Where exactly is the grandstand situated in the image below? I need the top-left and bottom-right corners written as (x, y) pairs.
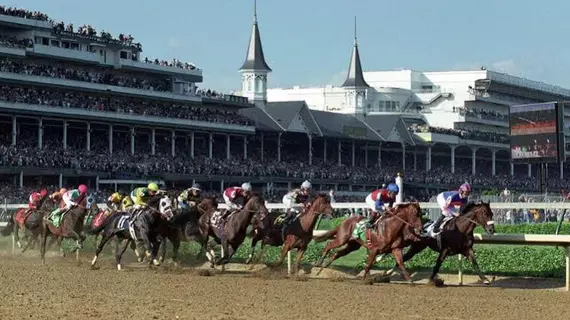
top-left (1, 4), bottom-right (570, 206)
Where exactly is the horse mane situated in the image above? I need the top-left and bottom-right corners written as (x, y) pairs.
top-left (147, 194), bottom-right (163, 207)
top-left (461, 201), bottom-right (479, 215)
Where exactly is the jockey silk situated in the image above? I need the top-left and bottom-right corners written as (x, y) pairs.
top-left (368, 189), bottom-right (395, 212)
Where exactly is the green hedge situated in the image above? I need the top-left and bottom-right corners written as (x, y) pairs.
top-left (43, 221), bottom-right (570, 278)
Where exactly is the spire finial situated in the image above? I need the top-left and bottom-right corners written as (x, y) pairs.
top-left (354, 16), bottom-right (357, 44)
top-left (254, 0), bottom-right (257, 22)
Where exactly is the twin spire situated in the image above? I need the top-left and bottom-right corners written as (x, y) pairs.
top-left (341, 16), bottom-right (369, 88)
top-left (239, 0), bottom-right (271, 72)
top-left (239, 2), bottom-right (367, 88)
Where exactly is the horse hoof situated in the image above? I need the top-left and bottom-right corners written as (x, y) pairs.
top-left (429, 278), bottom-right (445, 287)
top-left (153, 259), bottom-right (161, 266)
top-left (117, 264), bottom-right (122, 271)
top-left (483, 279), bottom-right (491, 285)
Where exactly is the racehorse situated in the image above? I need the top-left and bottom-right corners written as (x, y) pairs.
top-left (40, 200), bottom-right (89, 264)
top-left (384, 201), bottom-right (495, 285)
top-left (313, 202), bottom-right (424, 281)
top-left (89, 194), bottom-right (175, 270)
top-left (199, 194), bottom-right (268, 266)
top-left (247, 194), bottom-right (334, 275)
top-left (156, 197), bottom-right (216, 266)
top-left (2, 193), bottom-right (62, 253)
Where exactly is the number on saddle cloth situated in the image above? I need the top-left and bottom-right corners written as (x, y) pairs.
top-left (116, 215), bottom-right (131, 232)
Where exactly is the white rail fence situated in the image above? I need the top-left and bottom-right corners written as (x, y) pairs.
top-left (2, 201), bottom-right (570, 291)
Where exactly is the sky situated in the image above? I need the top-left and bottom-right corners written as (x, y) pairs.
top-left (7, 0), bottom-right (570, 92)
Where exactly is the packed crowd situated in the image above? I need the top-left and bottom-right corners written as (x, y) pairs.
top-left (0, 6), bottom-right (48, 21)
top-left (0, 85), bottom-right (252, 125)
top-left (409, 124), bottom-right (510, 144)
top-left (0, 33), bottom-right (33, 49)
top-left (458, 107), bottom-right (508, 122)
top-left (140, 57), bottom-right (198, 71)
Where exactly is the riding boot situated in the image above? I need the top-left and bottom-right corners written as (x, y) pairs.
top-left (365, 213), bottom-right (378, 228)
top-left (432, 215), bottom-right (445, 233)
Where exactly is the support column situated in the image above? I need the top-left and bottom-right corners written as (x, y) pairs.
top-left (19, 171), bottom-right (23, 188)
top-left (11, 116), bottom-right (16, 146)
top-left (130, 127), bottom-right (135, 155)
top-left (426, 146), bottom-right (432, 171)
top-left (401, 143), bottom-right (406, 171)
top-left (151, 128), bottom-right (156, 155)
top-left (62, 120), bottom-right (67, 150)
top-left (208, 133), bottom-right (213, 159)
top-left (38, 118), bottom-right (43, 149)
top-left (86, 122), bottom-right (91, 151)
top-left (58, 173), bottom-right (63, 189)
top-left (561, 161), bottom-right (564, 180)
top-left (260, 133), bottom-right (264, 161)
top-left (243, 136), bottom-right (248, 159)
top-left (308, 135), bottom-right (313, 165)
top-left (323, 139), bottom-right (327, 163)
top-left (491, 149), bottom-right (497, 177)
top-left (352, 140), bottom-right (356, 167)
top-left (108, 124), bottom-right (113, 155)
top-left (510, 162), bottom-right (514, 176)
top-left (378, 143), bottom-right (382, 168)
top-left (413, 149), bottom-right (417, 171)
top-left (190, 132), bottom-right (195, 158)
top-left (471, 148), bottom-right (477, 175)
top-left (171, 130), bottom-right (176, 157)
top-left (337, 141), bottom-right (342, 165)
top-left (277, 133), bottom-right (282, 162)
top-left (364, 142), bottom-right (368, 167)
top-left (528, 163), bottom-right (531, 177)
top-left (226, 134), bottom-right (231, 160)
top-left (451, 146), bottom-right (456, 174)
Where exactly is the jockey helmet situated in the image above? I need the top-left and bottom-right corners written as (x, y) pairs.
top-left (241, 182), bottom-right (252, 192)
top-left (387, 183), bottom-right (399, 194)
top-left (190, 183), bottom-right (201, 191)
top-left (301, 180), bottom-right (312, 190)
top-left (78, 184), bottom-right (88, 195)
top-left (59, 188), bottom-right (67, 194)
top-left (459, 183), bottom-right (471, 193)
top-left (148, 182), bottom-right (159, 191)
top-left (110, 192), bottom-right (121, 202)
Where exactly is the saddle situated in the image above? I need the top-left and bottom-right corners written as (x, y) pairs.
top-left (15, 208), bottom-right (33, 225)
top-left (425, 216), bottom-right (453, 238)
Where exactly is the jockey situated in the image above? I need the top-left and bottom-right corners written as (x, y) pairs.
top-left (49, 188), bottom-right (67, 203)
top-left (178, 183), bottom-right (201, 209)
top-left (130, 182), bottom-right (160, 210)
top-left (432, 182), bottom-right (471, 233)
top-left (282, 180), bottom-right (312, 219)
top-left (222, 182), bottom-right (252, 216)
top-left (107, 192), bottom-right (123, 211)
top-left (47, 184), bottom-right (88, 224)
top-left (121, 195), bottom-right (134, 211)
top-left (364, 183), bottom-right (399, 228)
top-left (28, 189), bottom-right (48, 210)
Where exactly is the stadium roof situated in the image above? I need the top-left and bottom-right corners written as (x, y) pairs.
top-left (363, 114), bottom-right (418, 145)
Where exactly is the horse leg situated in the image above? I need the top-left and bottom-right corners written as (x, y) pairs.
top-left (116, 238), bottom-right (131, 271)
top-left (158, 237), bottom-right (167, 263)
top-left (294, 247), bottom-right (306, 275)
top-left (169, 234), bottom-right (181, 266)
top-left (255, 243), bottom-right (267, 264)
top-left (384, 242), bottom-right (427, 276)
top-left (245, 236), bottom-right (259, 264)
top-left (464, 247), bottom-right (490, 284)
top-left (40, 224), bottom-right (49, 264)
top-left (13, 222), bottom-right (20, 250)
top-left (315, 236), bottom-right (348, 267)
top-left (429, 249), bottom-right (449, 285)
top-left (91, 233), bottom-right (112, 269)
top-left (318, 241), bottom-right (360, 274)
top-left (392, 248), bottom-right (412, 282)
top-left (216, 239), bottom-right (234, 265)
top-left (362, 248), bottom-right (379, 281)
top-left (271, 240), bottom-right (292, 268)
top-left (150, 239), bottom-right (161, 266)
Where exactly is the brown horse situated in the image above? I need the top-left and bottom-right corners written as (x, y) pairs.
top-left (199, 194), bottom-right (268, 266)
top-left (384, 201), bottom-right (495, 285)
top-left (2, 194), bottom-right (62, 253)
top-left (314, 202), bottom-right (424, 281)
top-left (40, 204), bottom-right (88, 264)
top-left (247, 194), bottom-right (334, 275)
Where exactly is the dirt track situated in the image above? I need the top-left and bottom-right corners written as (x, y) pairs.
top-left (0, 252), bottom-right (568, 320)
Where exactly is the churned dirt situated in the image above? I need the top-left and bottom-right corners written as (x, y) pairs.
top-left (0, 250), bottom-right (568, 320)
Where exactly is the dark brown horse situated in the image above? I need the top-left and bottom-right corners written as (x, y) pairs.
top-left (199, 194), bottom-right (268, 266)
top-left (2, 194), bottom-right (62, 253)
top-left (247, 194), bottom-right (334, 275)
top-left (314, 202), bottom-right (424, 281)
top-left (383, 201), bottom-right (495, 285)
top-left (40, 203), bottom-right (88, 264)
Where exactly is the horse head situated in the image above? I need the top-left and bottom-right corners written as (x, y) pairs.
top-left (158, 195), bottom-right (175, 221)
top-left (244, 193), bottom-right (269, 220)
top-left (394, 202), bottom-right (424, 236)
top-left (308, 194), bottom-right (334, 218)
top-left (466, 201), bottom-right (495, 234)
top-left (197, 196), bottom-right (217, 216)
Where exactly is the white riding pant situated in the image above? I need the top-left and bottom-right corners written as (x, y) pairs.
top-left (223, 194), bottom-right (239, 210)
top-left (436, 193), bottom-right (453, 217)
top-left (365, 194), bottom-right (376, 212)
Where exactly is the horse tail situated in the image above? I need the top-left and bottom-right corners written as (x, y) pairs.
top-left (0, 213), bottom-right (14, 236)
top-left (313, 227), bottom-right (338, 242)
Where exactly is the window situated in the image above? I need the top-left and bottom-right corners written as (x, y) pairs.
top-left (120, 51), bottom-right (128, 59)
